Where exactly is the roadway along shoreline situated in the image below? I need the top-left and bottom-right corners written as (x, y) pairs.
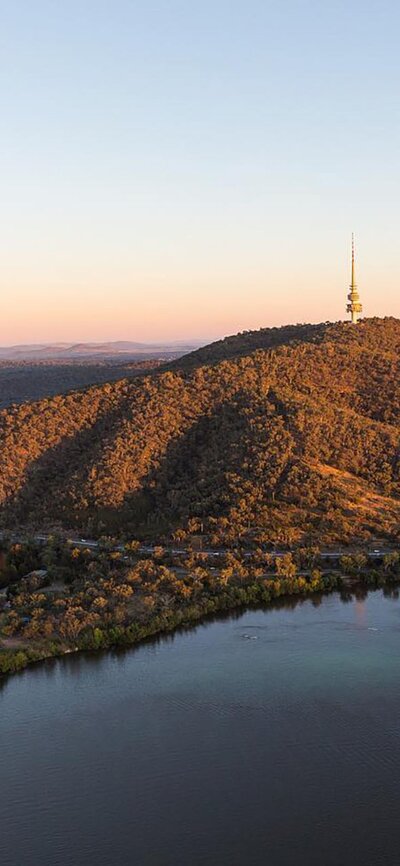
top-left (0, 531), bottom-right (394, 560)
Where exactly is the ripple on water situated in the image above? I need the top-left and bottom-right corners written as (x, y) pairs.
top-left (1, 589), bottom-right (400, 866)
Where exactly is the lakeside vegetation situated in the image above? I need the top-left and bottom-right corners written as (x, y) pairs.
top-left (1, 537), bottom-right (399, 675)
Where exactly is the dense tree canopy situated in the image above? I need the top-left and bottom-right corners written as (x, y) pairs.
top-left (0, 317), bottom-right (399, 546)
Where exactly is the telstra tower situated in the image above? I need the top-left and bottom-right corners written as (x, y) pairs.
top-left (346, 234), bottom-right (363, 324)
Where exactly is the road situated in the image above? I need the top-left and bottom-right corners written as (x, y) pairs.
top-left (0, 531), bottom-right (394, 561)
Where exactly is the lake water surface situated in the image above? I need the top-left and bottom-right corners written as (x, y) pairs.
top-left (1, 589), bottom-right (400, 866)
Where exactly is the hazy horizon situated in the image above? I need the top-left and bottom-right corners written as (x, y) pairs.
top-left (0, 314), bottom-right (397, 351)
top-left (2, 1), bottom-right (400, 343)
top-left (0, 337), bottom-right (208, 349)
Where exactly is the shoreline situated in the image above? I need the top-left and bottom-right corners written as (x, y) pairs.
top-left (1, 569), bottom-right (396, 679)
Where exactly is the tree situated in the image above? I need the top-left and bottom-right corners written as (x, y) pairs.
top-left (383, 552), bottom-right (400, 573)
top-left (275, 554), bottom-right (297, 580)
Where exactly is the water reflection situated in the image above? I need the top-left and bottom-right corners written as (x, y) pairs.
top-left (1, 589), bottom-right (400, 866)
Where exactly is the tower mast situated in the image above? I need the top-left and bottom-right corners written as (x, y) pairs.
top-left (347, 233), bottom-right (362, 324)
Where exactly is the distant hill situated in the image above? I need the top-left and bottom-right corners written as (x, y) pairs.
top-left (0, 340), bottom-right (202, 360)
top-left (0, 317), bottom-right (399, 547)
top-left (0, 340), bottom-right (203, 408)
top-left (0, 359), bottom-right (164, 409)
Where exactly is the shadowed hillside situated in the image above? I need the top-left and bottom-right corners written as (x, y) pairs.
top-left (0, 359), bottom-right (164, 408)
top-left (1, 317), bottom-right (399, 546)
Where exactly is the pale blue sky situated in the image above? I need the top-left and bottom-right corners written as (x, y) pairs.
top-left (1, 0), bottom-right (399, 342)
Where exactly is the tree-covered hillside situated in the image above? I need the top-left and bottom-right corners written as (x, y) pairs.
top-left (1, 317), bottom-right (399, 546)
top-left (172, 321), bottom-right (329, 369)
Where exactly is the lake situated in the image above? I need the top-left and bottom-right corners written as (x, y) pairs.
top-left (1, 589), bottom-right (400, 866)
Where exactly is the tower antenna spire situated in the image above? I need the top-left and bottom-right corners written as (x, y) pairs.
top-left (347, 233), bottom-right (362, 323)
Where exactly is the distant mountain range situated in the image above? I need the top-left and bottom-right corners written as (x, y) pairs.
top-left (0, 340), bottom-right (204, 360)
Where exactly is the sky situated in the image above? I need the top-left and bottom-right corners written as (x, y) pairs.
top-left (1, 0), bottom-right (399, 344)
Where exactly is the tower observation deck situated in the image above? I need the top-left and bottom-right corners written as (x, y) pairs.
top-left (347, 234), bottom-right (363, 324)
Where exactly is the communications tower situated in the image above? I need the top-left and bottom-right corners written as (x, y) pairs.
top-left (347, 234), bottom-right (363, 323)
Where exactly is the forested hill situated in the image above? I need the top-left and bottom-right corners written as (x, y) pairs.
top-left (172, 317), bottom-right (397, 370)
top-left (0, 317), bottom-right (399, 547)
top-left (172, 321), bottom-right (330, 369)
